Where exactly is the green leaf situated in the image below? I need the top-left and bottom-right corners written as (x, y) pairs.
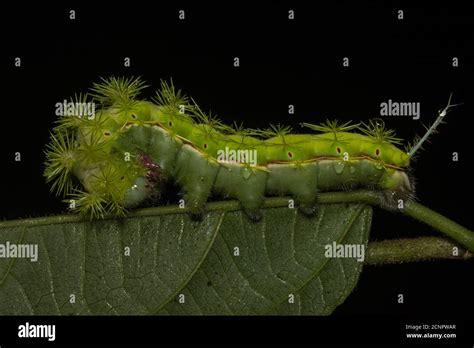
top-left (161, 204), bottom-right (372, 315)
top-left (0, 215), bottom-right (223, 314)
top-left (0, 202), bottom-right (371, 315)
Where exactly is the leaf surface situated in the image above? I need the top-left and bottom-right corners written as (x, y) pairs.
top-left (0, 203), bottom-right (371, 315)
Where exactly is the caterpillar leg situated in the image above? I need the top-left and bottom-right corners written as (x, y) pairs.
top-left (213, 164), bottom-right (267, 221)
top-left (266, 163), bottom-right (319, 215)
top-left (235, 168), bottom-right (267, 220)
top-left (174, 145), bottom-right (219, 216)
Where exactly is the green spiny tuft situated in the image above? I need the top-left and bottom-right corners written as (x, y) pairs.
top-left (302, 120), bottom-right (360, 141)
top-left (359, 119), bottom-right (403, 145)
top-left (43, 131), bottom-right (77, 196)
top-left (256, 124), bottom-right (293, 139)
top-left (216, 121), bottom-right (255, 136)
top-left (80, 110), bottom-right (122, 144)
top-left (67, 189), bottom-right (109, 220)
top-left (187, 100), bottom-right (224, 128)
top-left (153, 79), bottom-right (189, 113)
top-left (67, 168), bottom-right (128, 219)
top-left (75, 132), bottom-right (110, 165)
top-left (90, 76), bottom-right (148, 110)
top-left (90, 165), bottom-right (123, 196)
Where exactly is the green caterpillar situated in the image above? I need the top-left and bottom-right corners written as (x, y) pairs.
top-left (44, 77), bottom-right (451, 219)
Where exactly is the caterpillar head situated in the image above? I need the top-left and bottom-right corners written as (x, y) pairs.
top-left (380, 167), bottom-right (413, 196)
top-left (371, 141), bottom-right (412, 194)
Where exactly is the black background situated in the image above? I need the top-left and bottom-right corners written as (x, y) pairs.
top-left (1, 0), bottom-right (474, 345)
